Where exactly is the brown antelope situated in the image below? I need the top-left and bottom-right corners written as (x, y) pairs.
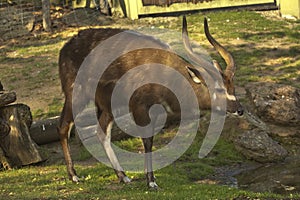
top-left (58, 16), bottom-right (243, 189)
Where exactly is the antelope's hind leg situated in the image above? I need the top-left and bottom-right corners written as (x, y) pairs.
top-left (58, 100), bottom-right (79, 182)
top-left (98, 111), bottom-right (131, 183)
top-left (133, 105), bottom-right (159, 189)
top-left (142, 136), bottom-right (158, 189)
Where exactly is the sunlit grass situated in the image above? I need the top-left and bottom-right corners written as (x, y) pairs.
top-left (1, 131), bottom-right (297, 199)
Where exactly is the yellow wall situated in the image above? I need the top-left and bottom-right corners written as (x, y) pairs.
top-left (279, 0), bottom-right (300, 18)
top-left (125, 0), bottom-right (275, 19)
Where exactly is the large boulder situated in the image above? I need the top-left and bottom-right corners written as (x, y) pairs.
top-left (234, 128), bottom-right (288, 163)
top-left (245, 82), bottom-right (300, 126)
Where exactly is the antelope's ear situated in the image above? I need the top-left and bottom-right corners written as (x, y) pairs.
top-left (186, 66), bottom-right (203, 84)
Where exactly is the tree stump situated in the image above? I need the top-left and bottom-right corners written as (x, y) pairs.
top-left (0, 81), bottom-right (42, 169)
top-left (0, 104), bottom-right (43, 168)
top-left (0, 82), bottom-right (43, 168)
top-left (0, 117), bottom-right (11, 169)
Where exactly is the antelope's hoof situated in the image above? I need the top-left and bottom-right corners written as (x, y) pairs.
top-left (71, 175), bottom-right (80, 183)
top-left (148, 181), bottom-right (159, 189)
top-left (122, 176), bottom-right (131, 183)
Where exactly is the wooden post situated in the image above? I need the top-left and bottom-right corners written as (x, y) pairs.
top-left (42, 0), bottom-right (52, 32)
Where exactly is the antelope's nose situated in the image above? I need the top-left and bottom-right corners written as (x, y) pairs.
top-left (237, 107), bottom-right (244, 116)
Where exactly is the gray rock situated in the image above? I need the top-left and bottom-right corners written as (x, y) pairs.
top-left (236, 158), bottom-right (300, 193)
top-left (234, 129), bottom-right (288, 163)
top-left (245, 82), bottom-right (300, 126)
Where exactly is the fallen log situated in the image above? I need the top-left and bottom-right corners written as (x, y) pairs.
top-left (30, 109), bottom-right (132, 146)
top-left (30, 116), bottom-right (61, 145)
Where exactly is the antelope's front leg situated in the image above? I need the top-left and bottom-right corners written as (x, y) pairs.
top-left (142, 137), bottom-right (158, 189)
top-left (98, 111), bottom-right (131, 183)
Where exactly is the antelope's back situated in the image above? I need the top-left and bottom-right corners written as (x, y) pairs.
top-left (58, 28), bottom-right (125, 92)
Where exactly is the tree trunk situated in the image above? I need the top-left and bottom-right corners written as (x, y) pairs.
top-left (42, 0), bottom-right (52, 32)
top-left (0, 104), bottom-right (43, 168)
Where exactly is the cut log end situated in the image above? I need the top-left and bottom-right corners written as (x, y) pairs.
top-left (0, 91), bottom-right (17, 107)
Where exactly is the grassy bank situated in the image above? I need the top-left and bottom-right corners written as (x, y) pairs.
top-left (0, 133), bottom-right (296, 200)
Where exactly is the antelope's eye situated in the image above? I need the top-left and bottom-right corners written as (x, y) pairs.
top-left (215, 88), bottom-right (225, 93)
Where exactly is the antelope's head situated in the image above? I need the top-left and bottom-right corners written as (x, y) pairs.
top-left (182, 16), bottom-right (244, 116)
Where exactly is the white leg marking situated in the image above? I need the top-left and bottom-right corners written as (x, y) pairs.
top-left (149, 181), bottom-right (158, 188)
top-left (102, 121), bottom-right (124, 172)
top-left (123, 176), bottom-right (131, 183)
top-left (67, 122), bottom-right (74, 139)
top-left (72, 175), bottom-right (80, 183)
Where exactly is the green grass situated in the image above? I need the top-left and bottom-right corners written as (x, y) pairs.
top-left (0, 132), bottom-right (297, 200)
top-left (1, 124), bottom-right (297, 199)
top-left (0, 165), bottom-right (248, 199)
